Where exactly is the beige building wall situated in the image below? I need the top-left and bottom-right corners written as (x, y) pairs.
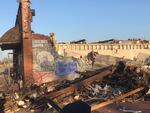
top-left (56, 44), bottom-right (150, 60)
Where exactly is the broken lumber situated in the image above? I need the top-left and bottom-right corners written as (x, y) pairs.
top-left (48, 66), bottom-right (112, 99)
top-left (91, 86), bottom-right (144, 111)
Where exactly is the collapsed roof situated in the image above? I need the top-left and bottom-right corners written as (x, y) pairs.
top-left (0, 25), bottom-right (21, 50)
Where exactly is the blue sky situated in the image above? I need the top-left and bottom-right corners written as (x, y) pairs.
top-left (0, 0), bottom-right (150, 59)
top-left (31, 0), bottom-right (150, 42)
top-left (0, 0), bottom-right (150, 42)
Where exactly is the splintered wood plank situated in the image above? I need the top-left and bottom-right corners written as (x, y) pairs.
top-left (91, 87), bottom-right (144, 111)
top-left (48, 67), bottom-right (112, 99)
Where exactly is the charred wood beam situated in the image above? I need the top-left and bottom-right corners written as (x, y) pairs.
top-left (91, 86), bottom-right (144, 111)
top-left (31, 96), bottom-right (63, 113)
top-left (48, 66), bottom-right (113, 99)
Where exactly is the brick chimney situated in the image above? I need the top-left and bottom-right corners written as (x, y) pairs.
top-left (21, 0), bottom-right (33, 84)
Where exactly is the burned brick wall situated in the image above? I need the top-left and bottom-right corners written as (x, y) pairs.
top-left (31, 35), bottom-right (79, 84)
top-left (32, 38), bottom-right (56, 83)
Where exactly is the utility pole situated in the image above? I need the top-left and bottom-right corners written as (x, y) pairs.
top-left (21, 0), bottom-right (33, 84)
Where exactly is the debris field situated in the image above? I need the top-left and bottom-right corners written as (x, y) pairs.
top-left (0, 60), bottom-right (150, 113)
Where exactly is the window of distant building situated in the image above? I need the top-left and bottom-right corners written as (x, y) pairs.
top-left (139, 45), bottom-right (142, 49)
top-left (122, 45), bottom-right (124, 50)
top-left (99, 45), bottom-right (101, 50)
top-left (129, 45), bottom-right (132, 49)
top-left (111, 45), bottom-right (113, 50)
top-left (107, 45), bottom-right (109, 50)
top-left (126, 45), bottom-right (128, 49)
top-left (118, 45), bottom-right (121, 49)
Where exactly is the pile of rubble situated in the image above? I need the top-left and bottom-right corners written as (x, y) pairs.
top-left (0, 60), bottom-right (150, 113)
